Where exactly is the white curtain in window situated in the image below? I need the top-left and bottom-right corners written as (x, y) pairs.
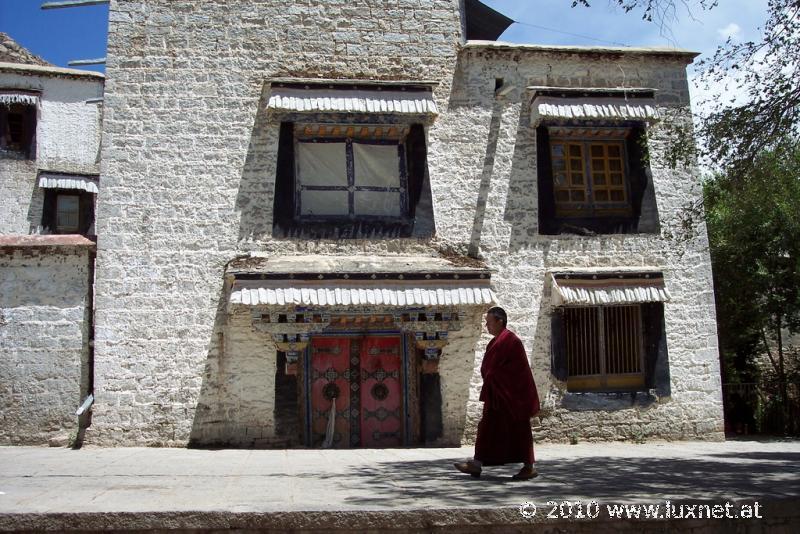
top-left (353, 143), bottom-right (400, 187)
top-left (297, 142), bottom-right (347, 187)
top-left (297, 142), bottom-right (348, 216)
top-left (301, 190), bottom-right (349, 216)
top-left (355, 191), bottom-right (402, 216)
top-left (353, 142), bottom-right (402, 217)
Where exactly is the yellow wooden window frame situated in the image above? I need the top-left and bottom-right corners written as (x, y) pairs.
top-left (551, 138), bottom-right (632, 218)
top-left (564, 305), bottom-right (646, 392)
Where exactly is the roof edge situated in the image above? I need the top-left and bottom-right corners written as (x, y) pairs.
top-left (0, 61), bottom-right (105, 80)
top-left (464, 41), bottom-right (699, 60)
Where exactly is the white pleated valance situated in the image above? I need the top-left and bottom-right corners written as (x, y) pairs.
top-left (551, 273), bottom-right (670, 307)
top-left (531, 96), bottom-right (660, 126)
top-left (0, 92), bottom-right (39, 106)
top-left (230, 281), bottom-right (496, 308)
top-left (38, 174), bottom-right (99, 194)
top-left (268, 87), bottom-right (438, 116)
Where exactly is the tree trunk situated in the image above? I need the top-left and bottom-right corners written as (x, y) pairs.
top-left (776, 315), bottom-right (789, 434)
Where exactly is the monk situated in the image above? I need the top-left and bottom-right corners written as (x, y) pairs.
top-left (454, 306), bottom-right (540, 480)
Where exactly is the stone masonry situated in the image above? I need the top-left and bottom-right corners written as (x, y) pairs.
top-left (0, 62), bottom-right (104, 235)
top-left (90, 0), bottom-right (723, 446)
top-left (0, 236), bottom-right (94, 445)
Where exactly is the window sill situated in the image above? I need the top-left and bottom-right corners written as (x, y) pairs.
top-left (0, 148), bottom-right (34, 161)
top-left (539, 217), bottom-right (659, 236)
top-left (559, 389), bottom-right (663, 412)
top-left (272, 219), bottom-right (434, 240)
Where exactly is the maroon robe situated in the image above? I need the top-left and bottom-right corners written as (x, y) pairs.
top-left (475, 327), bottom-right (539, 466)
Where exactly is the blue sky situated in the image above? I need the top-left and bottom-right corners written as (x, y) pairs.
top-left (0, 0), bottom-right (768, 87)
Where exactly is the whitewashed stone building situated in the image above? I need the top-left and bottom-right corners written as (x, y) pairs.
top-left (80, 0), bottom-right (725, 447)
top-left (0, 34), bottom-right (103, 444)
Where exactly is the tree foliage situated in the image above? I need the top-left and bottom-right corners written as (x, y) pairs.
top-left (574, 0), bottom-right (800, 177)
top-left (704, 142), bottom-right (800, 381)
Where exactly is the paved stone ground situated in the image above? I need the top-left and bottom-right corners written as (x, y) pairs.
top-left (1, 438), bottom-right (798, 532)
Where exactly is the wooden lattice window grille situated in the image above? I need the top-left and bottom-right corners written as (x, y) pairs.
top-left (564, 305), bottom-right (645, 392)
top-left (550, 136), bottom-right (632, 218)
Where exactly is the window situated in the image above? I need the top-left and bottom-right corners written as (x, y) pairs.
top-left (563, 305), bottom-right (644, 391)
top-left (42, 189), bottom-right (95, 237)
top-left (273, 121), bottom-right (433, 238)
top-left (294, 124), bottom-right (408, 220)
top-left (55, 194), bottom-right (81, 233)
top-left (0, 101), bottom-right (37, 158)
top-left (551, 137), bottom-right (631, 218)
top-left (550, 272), bottom-right (671, 395)
top-left (537, 124), bottom-right (660, 235)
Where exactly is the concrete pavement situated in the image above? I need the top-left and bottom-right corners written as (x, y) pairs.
top-left (1, 439), bottom-right (799, 531)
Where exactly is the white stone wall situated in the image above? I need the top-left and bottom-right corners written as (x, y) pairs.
top-left (0, 158), bottom-right (40, 234)
top-left (92, 0), bottom-right (723, 445)
top-left (448, 46), bottom-right (723, 442)
top-left (0, 245), bottom-right (92, 444)
top-left (92, 0), bottom-right (464, 445)
top-left (188, 307), bottom-right (278, 448)
top-left (0, 69), bottom-right (103, 234)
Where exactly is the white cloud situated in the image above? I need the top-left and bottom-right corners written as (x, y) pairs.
top-left (717, 22), bottom-right (742, 41)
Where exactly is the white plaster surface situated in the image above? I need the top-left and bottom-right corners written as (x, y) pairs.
top-left (89, 0), bottom-right (723, 447)
top-left (0, 69), bottom-right (103, 234)
top-left (0, 246), bottom-right (92, 444)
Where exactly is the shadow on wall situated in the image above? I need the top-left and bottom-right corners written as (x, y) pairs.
top-left (467, 97), bottom-right (503, 258)
top-left (504, 102), bottom-right (541, 253)
top-left (188, 281), bottom-right (229, 447)
top-left (236, 82), bottom-right (276, 242)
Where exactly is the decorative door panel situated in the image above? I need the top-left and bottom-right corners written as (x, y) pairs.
top-left (308, 335), bottom-right (403, 448)
top-left (309, 337), bottom-right (353, 448)
top-left (359, 336), bottom-right (403, 447)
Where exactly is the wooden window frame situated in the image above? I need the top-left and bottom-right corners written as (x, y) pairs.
top-left (564, 304), bottom-right (646, 392)
top-left (550, 135), bottom-right (632, 218)
top-left (293, 124), bottom-right (410, 222)
top-left (55, 194), bottom-right (81, 233)
top-left (0, 102), bottom-right (37, 158)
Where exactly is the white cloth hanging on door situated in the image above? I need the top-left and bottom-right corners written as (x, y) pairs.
top-left (322, 397), bottom-right (336, 448)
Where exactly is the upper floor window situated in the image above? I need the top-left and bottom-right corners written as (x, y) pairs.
top-left (531, 87), bottom-right (661, 235)
top-left (0, 91), bottom-right (38, 159)
top-left (550, 132), bottom-right (632, 219)
top-left (294, 124), bottom-right (409, 220)
top-left (268, 81), bottom-right (437, 239)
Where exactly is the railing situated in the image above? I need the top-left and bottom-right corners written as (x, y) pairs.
top-left (722, 382), bottom-right (800, 435)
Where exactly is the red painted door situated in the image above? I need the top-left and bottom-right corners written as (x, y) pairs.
top-left (309, 335), bottom-right (403, 448)
top-left (309, 337), bottom-right (352, 448)
top-left (360, 336), bottom-right (403, 447)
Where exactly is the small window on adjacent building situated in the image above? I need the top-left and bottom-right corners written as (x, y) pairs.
top-left (0, 94), bottom-right (38, 158)
top-left (41, 187), bottom-right (96, 237)
top-left (55, 194), bottom-right (81, 233)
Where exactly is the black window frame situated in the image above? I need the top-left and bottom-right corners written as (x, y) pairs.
top-left (551, 302), bottom-right (670, 396)
top-left (42, 188), bottom-right (96, 237)
top-left (537, 121), bottom-right (660, 235)
top-left (292, 131), bottom-right (410, 222)
top-left (273, 120), bottom-right (433, 239)
top-left (0, 100), bottom-right (37, 159)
